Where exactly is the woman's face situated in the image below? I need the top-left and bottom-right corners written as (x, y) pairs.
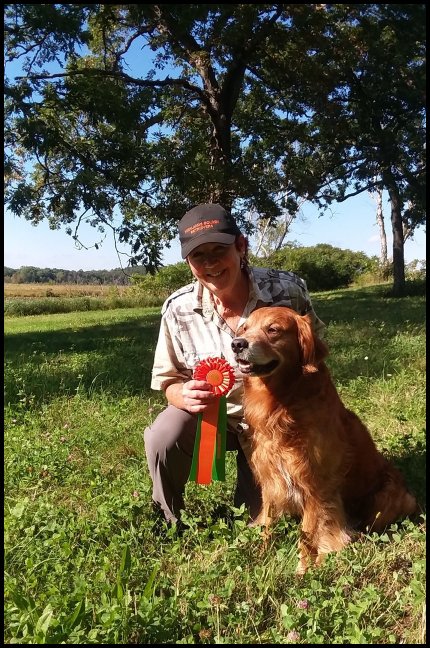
top-left (187, 236), bottom-right (247, 294)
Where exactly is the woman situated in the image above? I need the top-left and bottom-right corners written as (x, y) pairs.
top-left (144, 203), bottom-right (325, 527)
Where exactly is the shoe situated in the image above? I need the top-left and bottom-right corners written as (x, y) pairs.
top-left (171, 518), bottom-right (189, 536)
top-left (150, 502), bottom-right (189, 537)
top-left (211, 504), bottom-right (235, 527)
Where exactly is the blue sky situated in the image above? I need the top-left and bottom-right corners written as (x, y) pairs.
top-left (4, 192), bottom-right (426, 271)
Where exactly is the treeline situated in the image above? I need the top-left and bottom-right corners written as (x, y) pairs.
top-left (4, 265), bottom-right (147, 285)
top-left (5, 245), bottom-right (426, 292)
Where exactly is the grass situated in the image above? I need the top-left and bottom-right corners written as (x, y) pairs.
top-left (4, 284), bottom-right (426, 644)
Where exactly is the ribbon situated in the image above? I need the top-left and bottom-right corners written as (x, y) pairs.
top-left (188, 357), bottom-right (235, 485)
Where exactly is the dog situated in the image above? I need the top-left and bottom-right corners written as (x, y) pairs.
top-left (231, 306), bottom-right (417, 574)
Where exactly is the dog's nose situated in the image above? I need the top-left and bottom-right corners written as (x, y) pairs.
top-left (231, 337), bottom-right (249, 353)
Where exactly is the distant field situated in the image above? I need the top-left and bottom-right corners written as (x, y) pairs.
top-left (4, 283), bottom-right (130, 298)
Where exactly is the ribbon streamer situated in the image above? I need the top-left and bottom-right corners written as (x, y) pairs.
top-left (188, 357), bottom-right (235, 485)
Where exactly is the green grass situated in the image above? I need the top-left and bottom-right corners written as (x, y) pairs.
top-left (4, 285), bottom-right (426, 644)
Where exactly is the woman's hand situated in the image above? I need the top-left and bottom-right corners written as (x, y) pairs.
top-left (181, 379), bottom-right (215, 414)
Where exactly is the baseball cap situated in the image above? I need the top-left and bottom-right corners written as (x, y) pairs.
top-left (178, 203), bottom-right (242, 258)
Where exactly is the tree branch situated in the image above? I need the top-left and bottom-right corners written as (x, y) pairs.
top-left (16, 67), bottom-right (209, 104)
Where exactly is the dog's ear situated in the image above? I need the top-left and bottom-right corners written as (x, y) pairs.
top-left (297, 314), bottom-right (329, 373)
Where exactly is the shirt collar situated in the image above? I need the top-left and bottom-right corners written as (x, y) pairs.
top-left (244, 266), bottom-right (268, 314)
top-left (191, 281), bottom-right (214, 320)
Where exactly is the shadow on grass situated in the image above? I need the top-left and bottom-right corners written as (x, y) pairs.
top-left (4, 314), bottom-right (162, 404)
top-left (311, 285), bottom-right (426, 384)
top-left (312, 284), bottom-right (426, 328)
top-left (4, 286), bottom-right (426, 404)
top-left (391, 449), bottom-right (427, 512)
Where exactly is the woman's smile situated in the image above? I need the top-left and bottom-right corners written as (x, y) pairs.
top-left (206, 269), bottom-right (224, 278)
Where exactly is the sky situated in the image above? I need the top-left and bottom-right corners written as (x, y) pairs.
top-left (4, 192), bottom-right (426, 271)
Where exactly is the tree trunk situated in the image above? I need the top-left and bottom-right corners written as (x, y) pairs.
top-left (208, 115), bottom-right (232, 208)
top-left (374, 187), bottom-right (388, 266)
top-left (254, 218), bottom-right (271, 257)
top-left (274, 214), bottom-right (294, 251)
top-left (384, 175), bottom-right (406, 295)
top-left (370, 185), bottom-right (389, 279)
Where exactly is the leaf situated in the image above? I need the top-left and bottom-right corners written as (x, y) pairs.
top-left (143, 564), bottom-right (159, 600)
top-left (35, 603), bottom-right (54, 636)
top-left (10, 500), bottom-right (27, 518)
top-left (66, 599), bottom-right (85, 629)
top-left (116, 545), bottom-right (131, 602)
top-left (10, 591), bottom-right (30, 611)
top-left (120, 544), bottom-right (131, 576)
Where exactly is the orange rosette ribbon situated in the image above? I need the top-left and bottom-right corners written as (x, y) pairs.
top-left (188, 357), bottom-right (235, 485)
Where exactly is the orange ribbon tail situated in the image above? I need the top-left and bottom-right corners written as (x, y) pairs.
top-left (195, 401), bottom-right (219, 485)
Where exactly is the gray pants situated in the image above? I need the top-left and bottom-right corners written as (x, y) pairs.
top-left (144, 405), bottom-right (262, 523)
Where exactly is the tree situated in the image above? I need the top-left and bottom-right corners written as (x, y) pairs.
top-left (4, 4), bottom-right (293, 271)
top-left (250, 195), bottom-right (306, 257)
top-left (4, 4), bottom-right (425, 293)
top-left (268, 4), bottom-right (426, 294)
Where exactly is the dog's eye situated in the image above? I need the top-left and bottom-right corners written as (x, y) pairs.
top-left (267, 326), bottom-right (280, 334)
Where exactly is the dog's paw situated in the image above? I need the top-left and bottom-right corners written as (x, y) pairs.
top-left (295, 559), bottom-right (308, 576)
top-left (248, 514), bottom-right (271, 528)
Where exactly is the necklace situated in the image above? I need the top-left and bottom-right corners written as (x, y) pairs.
top-left (211, 295), bottom-right (247, 333)
top-left (208, 269), bottom-right (249, 332)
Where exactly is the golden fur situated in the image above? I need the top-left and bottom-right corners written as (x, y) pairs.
top-left (232, 306), bottom-right (417, 574)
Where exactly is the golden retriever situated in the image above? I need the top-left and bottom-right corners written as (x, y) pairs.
top-left (232, 306), bottom-right (417, 574)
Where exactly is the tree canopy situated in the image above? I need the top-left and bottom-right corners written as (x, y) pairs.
top-left (4, 4), bottom-right (426, 292)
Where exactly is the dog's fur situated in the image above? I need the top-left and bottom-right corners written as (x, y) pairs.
top-left (232, 306), bottom-right (417, 574)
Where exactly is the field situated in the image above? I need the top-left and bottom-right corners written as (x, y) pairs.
top-left (4, 282), bottom-right (130, 298)
top-left (4, 285), bottom-right (426, 644)
top-left (3, 282), bottom-right (163, 317)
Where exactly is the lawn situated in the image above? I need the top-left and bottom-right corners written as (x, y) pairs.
top-left (4, 285), bottom-right (426, 644)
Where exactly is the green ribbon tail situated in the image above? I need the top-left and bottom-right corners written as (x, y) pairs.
top-left (212, 395), bottom-right (227, 481)
top-left (188, 413), bottom-right (202, 482)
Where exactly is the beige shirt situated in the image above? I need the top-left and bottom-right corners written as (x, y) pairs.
top-left (151, 267), bottom-right (325, 420)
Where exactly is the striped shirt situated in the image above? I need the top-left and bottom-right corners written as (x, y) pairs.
top-left (151, 266), bottom-right (325, 420)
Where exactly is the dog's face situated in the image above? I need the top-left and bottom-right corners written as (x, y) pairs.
top-left (232, 306), bottom-right (326, 377)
